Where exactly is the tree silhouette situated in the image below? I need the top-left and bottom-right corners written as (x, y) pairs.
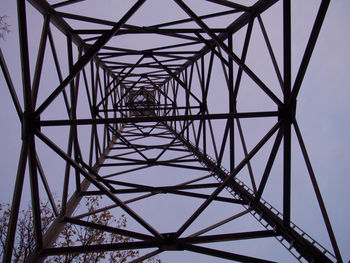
top-left (0, 197), bottom-right (161, 263)
top-left (0, 15), bottom-right (10, 40)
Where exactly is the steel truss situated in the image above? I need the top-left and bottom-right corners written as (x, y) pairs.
top-left (1, 0), bottom-right (343, 262)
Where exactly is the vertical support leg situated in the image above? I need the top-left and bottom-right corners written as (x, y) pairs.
top-left (10, 0), bottom-right (44, 258)
top-left (201, 55), bottom-right (207, 155)
top-left (228, 33), bottom-right (235, 173)
top-left (67, 34), bottom-right (81, 193)
top-left (283, 0), bottom-right (292, 227)
top-left (3, 142), bottom-right (28, 263)
top-left (28, 135), bottom-right (43, 250)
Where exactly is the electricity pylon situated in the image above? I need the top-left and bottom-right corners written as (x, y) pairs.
top-left (1, 0), bottom-right (343, 262)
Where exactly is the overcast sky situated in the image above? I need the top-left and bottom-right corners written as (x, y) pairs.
top-left (0, 1), bottom-right (350, 262)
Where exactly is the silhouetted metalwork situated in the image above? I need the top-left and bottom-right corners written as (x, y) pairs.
top-left (1, 0), bottom-right (342, 262)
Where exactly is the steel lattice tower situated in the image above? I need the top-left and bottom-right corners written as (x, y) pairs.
top-left (0, 0), bottom-right (343, 262)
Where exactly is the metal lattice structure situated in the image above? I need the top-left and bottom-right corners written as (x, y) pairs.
top-left (0, 0), bottom-right (343, 262)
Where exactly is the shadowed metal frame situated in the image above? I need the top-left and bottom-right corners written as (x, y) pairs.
top-left (0, 0), bottom-right (342, 262)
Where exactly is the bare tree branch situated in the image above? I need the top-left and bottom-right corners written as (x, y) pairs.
top-left (0, 15), bottom-right (10, 40)
top-left (0, 197), bottom-right (161, 263)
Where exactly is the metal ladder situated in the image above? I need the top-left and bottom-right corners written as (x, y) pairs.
top-left (183, 139), bottom-right (337, 263)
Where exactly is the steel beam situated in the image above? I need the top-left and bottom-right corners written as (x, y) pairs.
top-left (282, 0), bottom-right (292, 227)
top-left (38, 111), bottom-right (279, 126)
